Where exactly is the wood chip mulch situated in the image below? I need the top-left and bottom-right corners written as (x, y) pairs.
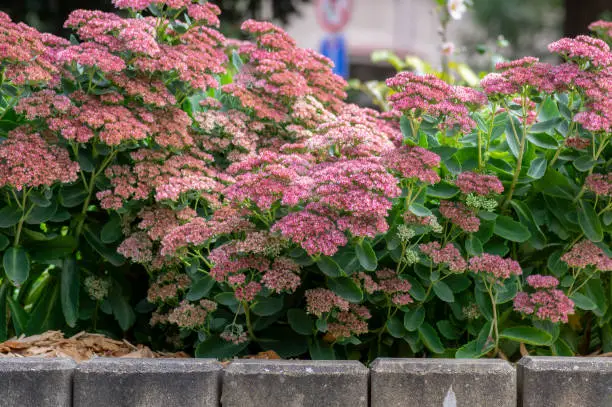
top-left (0, 330), bottom-right (282, 363)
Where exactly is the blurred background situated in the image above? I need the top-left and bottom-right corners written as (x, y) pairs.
top-left (1, 0), bottom-right (610, 82)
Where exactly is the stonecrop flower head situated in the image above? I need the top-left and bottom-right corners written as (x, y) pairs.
top-left (548, 35), bottom-right (612, 68)
top-left (513, 275), bottom-right (574, 323)
top-left (481, 57), bottom-right (555, 96)
top-left (561, 240), bottom-right (612, 271)
top-left (419, 242), bottom-right (467, 272)
top-left (382, 146), bottom-right (441, 184)
top-left (305, 288), bottom-right (349, 317)
top-left (456, 171), bottom-right (503, 195)
top-left (585, 173), bottom-right (612, 196)
top-left (439, 200), bottom-right (480, 233)
top-left (589, 20), bottom-right (612, 40)
top-left (0, 128), bottom-right (79, 190)
top-left (469, 253), bottom-right (522, 280)
top-left (0, 12), bottom-right (59, 85)
top-left (386, 72), bottom-right (485, 132)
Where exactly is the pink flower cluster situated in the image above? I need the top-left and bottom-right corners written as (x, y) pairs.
top-left (304, 288), bottom-right (349, 316)
top-left (481, 57), bottom-right (555, 96)
top-left (223, 20), bottom-right (346, 123)
top-left (382, 146), bottom-right (441, 184)
top-left (468, 253), bottom-right (522, 280)
top-left (456, 172), bottom-right (504, 195)
top-left (561, 240), bottom-right (612, 271)
top-left (439, 200), bottom-right (480, 233)
top-left (0, 128), bottom-right (79, 190)
top-left (513, 275), bottom-right (574, 323)
top-left (387, 72), bottom-right (486, 132)
top-left (419, 242), bottom-right (467, 272)
top-left (0, 12), bottom-right (59, 85)
top-left (589, 20), bottom-right (612, 39)
top-left (261, 257), bottom-right (301, 294)
top-left (585, 173), bottom-right (612, 196)
top-left (548, 35), bottom-right (612, 68)
top-left (327, 304), bottom-right (371, 339)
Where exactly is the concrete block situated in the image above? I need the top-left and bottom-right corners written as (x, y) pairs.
top-left (370, 358), bottom-right (516, 407)
top-left (221, 359), bottom-right (369, 407)
top-left (518, 356), bottom-right (612, 407)
top-left (73, 358), bottom-right (222, 407)
top-left (0, 357), bottom-right (75, 407)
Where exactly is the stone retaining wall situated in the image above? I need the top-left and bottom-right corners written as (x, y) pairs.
top-left (2, 356), bottom-right (610, 406)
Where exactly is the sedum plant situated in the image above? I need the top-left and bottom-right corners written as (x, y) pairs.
top-left (0, 0), bottom-right (609, 362)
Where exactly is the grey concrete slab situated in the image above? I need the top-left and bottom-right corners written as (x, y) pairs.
top-left (518, 356), bottom-right (612, 407)
top-left (0, 357), bottom-right (75, 407)
top-left (73, 358), bottom-right (222, 407)
top-left (370, 358), bottom-right (516, 407)
top-left (221, 359), bottom-right (369, 407)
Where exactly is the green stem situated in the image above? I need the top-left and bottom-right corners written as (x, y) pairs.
top-left (13, 189), bottom-right (33, 247)
top-left (501, 113), bottom-right (527, 210)
top-left (243, 302), bottom-right (257, 341)
top-left (484, 279), bottom-right (500, 355)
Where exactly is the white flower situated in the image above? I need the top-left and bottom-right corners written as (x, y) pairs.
top-left (441, 42), bottom-right (455, 56)
top-left (447, 0), bottom-right (467, 20)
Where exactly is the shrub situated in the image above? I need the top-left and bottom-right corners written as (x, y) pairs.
top-left (0, 1), bottom-right (610, 361)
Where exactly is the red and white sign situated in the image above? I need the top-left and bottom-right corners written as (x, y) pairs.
top-left (315, 0), bottom-right (353, 33)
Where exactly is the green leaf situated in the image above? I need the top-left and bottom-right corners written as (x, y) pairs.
top-left (196, 336), bottom-right (248, 359)
top-left (7, 297), bottom-right (29, 336)
top-left (60, 256), bottom-right (79, 327)
top-left (418, 322), bottom-right (445, 353)
top-left (251, 296), bottom-right (284, 316)
top-left (577, 199), bottom-right (603, 242)
top-left (527, 132), bottom-right (559, 149)
top-left (308, 338), bottom-right (335, 360)
top-left (529, 118), bottom-right (563, 134)
top-left (437, 320), bottom-right (459, 340)
top-left (387, 315), bottom-right (406, 338)
top-left (29, 191), bottom-right (52, 207)
top-left (475, 288), bottom-right (493, 321)
top-left (83, 228), bottom-right (125, 266)
top-left (215, 292), bottom-right (239, 307)
top-left (527, 156), bottom-right (547, 179)
top-left (455, 338), bottom-right (494, 358)
top-left (573, 156), bottom-right (596, 172)
top-left (493, 215), bottom-right (531, 242)
top-left (231, 50), bottom-right (244, 71)
top-left (287, 308), bottom-right (314, 335)
top-left (328, 277), bottom-right (363, 303)
top-left (547, 250), bottom-right (568, 277)
top-left (426, 182), bottom-right (459, 199)
top-left (0, 234), bottom-right (9, 251)
top-left (404, 307), bottom-right (425, 331)
top-left (0, 282), bottom-right (8, 341)
top-left (570, 292), bottom-right (597, 310)
top-left (500, 326), bottom-right (553, 345)
top-left (108, 289), bottom-right (135, 331)
top-left (400, 115), bottom-right (415, 142)
top-left (59, 185), bottom-right (88, 208)
top-left (584, 279), bottom-right (607, 317)
top-left (0, 205), bottom-right (22, 228)
top-left (509, 200), bottom-right (546, 249)
top-left (406, 276), bottom-right (426, 302)
top-left (316, 256), bottom-right (343, 277)
top-left (551, 338), bottom-right (574, 356)
top-left (409, 203), bottom-right (432, 217)
top-left (355, 241), bottom-right (377, 271)
top-left (25, 282), bottom-right (62, 335)
top-left (28, 236), bottom-right (77, 261)
top-left (465, 235), bottom-right (483, 256)
top-left (3, 247), bottom-right (30, 286)
top-left (25, 199), bottom-right (57, 224)
top-left (101, 213), bottom-right (123, 244)
top-left (186, 275), bottom-right (215, 301)
top-left (433, 281), bottom-right (454, 302)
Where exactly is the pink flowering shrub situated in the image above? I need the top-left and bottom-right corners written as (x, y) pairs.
top-left (0, 2), bottom-right (610, 361)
